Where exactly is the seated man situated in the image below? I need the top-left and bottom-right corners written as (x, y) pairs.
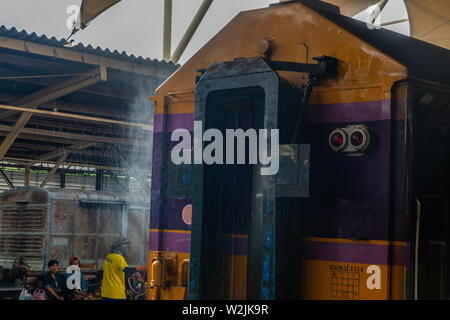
top-left (43, 260), bottom-right (68, 300)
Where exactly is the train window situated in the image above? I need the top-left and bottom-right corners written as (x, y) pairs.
top-left (276, 144), bottom-right (310, 198)
top-left (168, 160), bottom-right (192, 198)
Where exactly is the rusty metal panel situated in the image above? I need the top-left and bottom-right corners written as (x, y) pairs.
top-left (50, 202), bottom-right (75, 234)
top-left (47, 188), bottom-right (147, 203)
top-left (0, 187), bottom-right (50, 270)
top-left (48, 201), bottom-right (75, 266)
top-left (49, 236), bottom-right (72, 263)
top-left (1, 188), bottom-right (48, 205)
top-left (126, 209), bottom-right (145, 266)
top-left (97, 236), bottom-right (115, 268)
top-left (98, 206), bottom-right (122, 235)
top-left (0, 187), bottom-right (149, 271)
top-left (0, 234), bottom-right (45, 257)
top-left (0, 207), bottom-right (46, 233)
top-left (73, 236), bottom-right (97, 262)
top-left (75, 206), bottom-right (97, 234)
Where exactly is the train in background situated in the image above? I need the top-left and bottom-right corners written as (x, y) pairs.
top-left (148, 0), bottom-right (450, 300)
top-left (0, 186), bottom-right (149, 298)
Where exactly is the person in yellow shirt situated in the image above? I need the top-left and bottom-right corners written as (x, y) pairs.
top-left (101, 236), bottom-right (146, 300)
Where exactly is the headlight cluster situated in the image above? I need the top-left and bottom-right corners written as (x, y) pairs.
top-left (328, 125), bottom-right (371, 154)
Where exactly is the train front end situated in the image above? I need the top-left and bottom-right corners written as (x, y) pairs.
top-left (148, 0), bottom-right (423, 300)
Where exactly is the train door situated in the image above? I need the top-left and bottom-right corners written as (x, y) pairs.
top-left (187, 56), bottom-right (313, 300)
top-left (189, 57), bottom-right (280, 300)
top-left (202, 88), bottom-right (262, 299)
top-left (412, 86), bottom-right (450, 299)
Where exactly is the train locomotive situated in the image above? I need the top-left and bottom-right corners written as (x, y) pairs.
top-left (0, 186), bottom-right (149, 299)
top-left (148, 0), bottom-right (450, 300)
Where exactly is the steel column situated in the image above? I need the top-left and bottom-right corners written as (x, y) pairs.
top-left (170, 0), bottom-right (214, 63)
top-left (163, 0), bottom-right (173, 61)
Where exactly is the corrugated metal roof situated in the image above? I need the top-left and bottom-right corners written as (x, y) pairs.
top-left (0, 25), bottom-right (178, 70)
top-left (46, 187), bottom-right (149, 203)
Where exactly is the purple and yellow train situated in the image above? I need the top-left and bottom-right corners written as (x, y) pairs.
top-left (147, 0), bottom-right (450, 300)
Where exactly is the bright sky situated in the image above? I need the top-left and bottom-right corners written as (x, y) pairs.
top-left (0, 0), bottom-right (410, 64)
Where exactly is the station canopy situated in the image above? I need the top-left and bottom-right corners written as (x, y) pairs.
top-left (77, 0), bottom-right (121, 30)
top-left (76, 0), bottom-right (450, 50)
top-left (402, 0), bottom-right (450, 50)
top-left (325, 0), bottom-right (450, 49)
top-left (324, 0), bottom-right (379, 16)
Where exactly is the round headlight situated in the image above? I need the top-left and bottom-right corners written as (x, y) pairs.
top-left (329, 129), bottom-right (347, 152)
top-left (349, 127), bottom-right (370, 151)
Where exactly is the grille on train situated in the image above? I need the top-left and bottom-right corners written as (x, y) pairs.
top-left (0, 206), bottom-right (46, 257)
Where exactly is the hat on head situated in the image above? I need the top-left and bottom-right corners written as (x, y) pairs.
top-left (112, 236), bottom-right (130, 248)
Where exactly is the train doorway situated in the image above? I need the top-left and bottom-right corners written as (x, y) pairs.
top-left (413, 86), bottom-right (450, 299)
top-left (189, 58), bottom-right (281, 300)
top-left (200, 87), bottom-right (264, 299)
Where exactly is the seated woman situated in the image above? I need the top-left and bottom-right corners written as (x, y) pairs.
top-left (43, 260), bottom-right (68, 300)
top-left (65, 256), bottom-right (94, 300)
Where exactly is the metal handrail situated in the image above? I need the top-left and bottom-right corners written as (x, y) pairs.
top-left (414, 198), bottom-right (421, 300)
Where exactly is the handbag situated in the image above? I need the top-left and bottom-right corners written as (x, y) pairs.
top-left (31, 289), bottom-right (47, 300)
top-left (19, 288), bottom-right (32, 300)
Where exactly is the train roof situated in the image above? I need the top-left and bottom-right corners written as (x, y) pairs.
top-left (277, 0), bottom-right (450, 86)
top-left (46, 188), bottom-right (150, 204)
top-left (0, 186), bottom-right (149, 205)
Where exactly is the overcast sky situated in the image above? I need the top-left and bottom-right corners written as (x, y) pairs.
top-left (0, 0), bottom-right (409, 64)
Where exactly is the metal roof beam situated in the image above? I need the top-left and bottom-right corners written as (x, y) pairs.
top-left (368, 0), bottom-right (389, 25)
top-left (0, 104), bottom-right (153, 131)
top-left (40, 151), bottom-right (70, 187)
top-left (109, 144), bottom-right (150, 194)
top-left (8, 142), bottom-right (147, 163)
top-left (38, 141), bottom-right (98, 161)
top-left (0, 168), bottom-right (14, 188)
top-left (106, 169), bottom-right (129, 193)
top-left (0, 123), bottom-right (149, 146)
top-left (2, 156), bottom-right (141, 172)
top-left (0, 52), bottom-right (89, 74)
top-left (0, 68), bottom-right (104, 120)
top-left (0, 130), bottom-right (110, 146)
top-left (0, 35), bottom-right (171, 77)
top-left (0, 69), bottom-right (105, 162)
top-left (0, 91), bottom-right (132, 120)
